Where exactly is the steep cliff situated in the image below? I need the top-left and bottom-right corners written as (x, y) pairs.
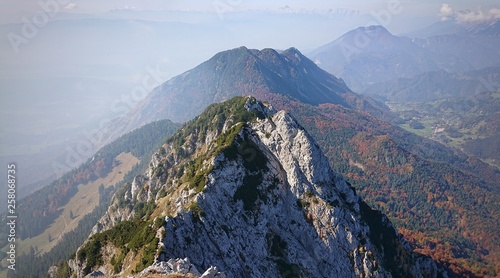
top-left (68, 96), bottom-right (445, 278)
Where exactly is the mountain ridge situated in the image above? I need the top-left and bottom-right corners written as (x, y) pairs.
top-left (308, 24), bottom-right (500, 92)
top-left (307, 25), bottom-right (440, 91)
top-left (107, 45), bottom-right (390, 135)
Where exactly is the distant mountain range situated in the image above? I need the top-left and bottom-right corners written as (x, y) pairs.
top-left (111, 46), bottom-right (390, 131)
top-left (308, 21), bottom-right (500, 92)
top-left (307, 25), bottom-right (439, 92)
top-left (407, 18), bottom-right (500, 39)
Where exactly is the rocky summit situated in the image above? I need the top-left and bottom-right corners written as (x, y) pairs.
top-left (69, 96), bottom-right (445, 277)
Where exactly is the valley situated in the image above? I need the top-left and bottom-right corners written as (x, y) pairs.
top-left (16, 152), bottom-right (139, 256)
top-left (387, 92), bottom-right (499, 168)
top-left (0, 120), bottom-right (179, 277)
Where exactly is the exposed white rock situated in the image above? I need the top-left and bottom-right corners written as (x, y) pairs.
top-left (140, 258), bottom-right (207, 276)
top-left (200, 266), bottom-right (226, 278)
top-left (243, 95), bottom-right (276, 117)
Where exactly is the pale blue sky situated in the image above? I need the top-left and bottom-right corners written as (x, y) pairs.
top-left (1, 0), bottom-right (499, 87)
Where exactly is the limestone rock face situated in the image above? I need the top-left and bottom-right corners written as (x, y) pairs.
top-left (159, 105), bottom-right (398, 277)
top-left (70, 97), bottom-right (445, 278)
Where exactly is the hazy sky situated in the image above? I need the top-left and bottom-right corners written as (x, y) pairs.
top-left (2, 1), bottom-right (499, 24)
top-left (1, 0), bottom-right (499, 130)
top-left (1, 0), bottom-right (497, 13)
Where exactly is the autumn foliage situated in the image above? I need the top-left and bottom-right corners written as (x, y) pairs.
top-left (262, 96), bottom-right (499, 277)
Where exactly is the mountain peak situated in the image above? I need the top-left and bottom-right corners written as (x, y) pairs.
top-left (282, 46), bottom-right (301, 55)
top-left (122, 46), bottom-right (359, 127)
top-left (70, 96), bottom-right (444, 277)
top-left (358, 24), bottom-right (391, 33)
top-left (342, 25), bottom-right (396, 43)
top-left (308, 24), bottom-right (440, 91)
top-left (209, 45), bottom-right (253, 62)
top-left (281, 47), bottom-right (307, 62)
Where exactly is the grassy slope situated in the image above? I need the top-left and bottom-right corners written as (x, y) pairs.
top-left (16, 152), bottom-right (138, 256)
